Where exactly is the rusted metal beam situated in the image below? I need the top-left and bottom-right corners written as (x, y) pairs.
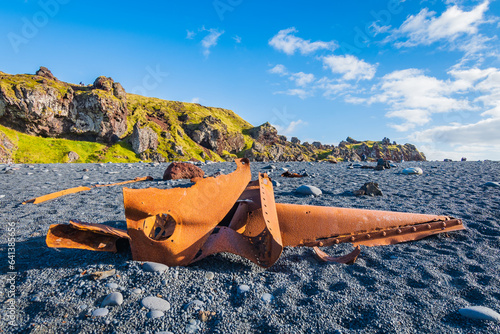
top-left (24, 176), bottom-right (153, 204)
top-left (45, 159), bottom-right (465, 267)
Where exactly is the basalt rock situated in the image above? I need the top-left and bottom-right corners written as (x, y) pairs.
top-left (185, 115), bottom-right (245, 155)
top-left (0, 68), bottom-right (128, 143)
top-left (248, 122), bottom-right (279, 146)
top-left (130, 122), bottom-right (158, 154)
top-left (35, 67), bottom-right (57, 81)
top-left (331, 138), bottom-right (425, 162)
top-left (0, 132), bottom-right (15, 163)
top-left (163, 162), bottom-right (204, 181)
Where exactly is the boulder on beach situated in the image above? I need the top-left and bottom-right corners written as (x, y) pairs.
top-left (295, 185), bottom-right (322, 196)
top-left (402, 167), bottom-right (423, 175)
top-left (163, 162), bottom-right (204, 181)
top-left (353, 182), bottom-right (383, 196)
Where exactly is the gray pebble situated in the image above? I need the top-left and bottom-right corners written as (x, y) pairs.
top-left (185, 319), bottom-right (200, 333)
top-left (237, 284), bottom-right (250, 294)
top-left (295, 185), bottom-right (322, 196)
top-left (132, 288), bottom-right (142, 294)
top-left (101, 292), bottom-right (123, 306)
top-left (105, 282), bottom-right (119, 290)
top-left (147, 310), bottom-right (164, 319)
top-left (143, 262), bottom-right (169, 273)
top-left (261, 293), bottom-right (273, 303)
top-left (459, 306), bottom-right (500, 321)
top-left (92, 308), bottom-right (109, 317)
top-left (185, 299), bottom-right (204, 310)
top-left (82, 175), bottom-right (89, 180)
top-left (141, 296), bottom-right (171, 312)
top-left (76, 289), bottom-right (83, 296)
top-left (483, 181), bottom-right (500, 188)
top-left (271, 180), bottom-right (280, 187)
top-left (402, 167), bottom-right (423, 175)
top-left (205, 271), bottom-right (214, 280)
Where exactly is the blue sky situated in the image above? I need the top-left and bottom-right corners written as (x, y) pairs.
top-left (1, 0), bottom-right (500, 160)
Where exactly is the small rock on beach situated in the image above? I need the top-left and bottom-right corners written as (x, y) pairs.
top-left (482, 181), bottom-right (500, 188)
top-left (92, 308), bottom-right (109, 317)
top-left (141, 296), bottom-right (171, 312)
top-left (459, 306), bottom-right (500, 321)
top-left (142, 262), bottom-right (169, 273)
top-left (402, 167), bottom-right (423, 175)
top-left (101, 292), bottom-right (123, 307)
top-left (295, 185), bottom-right (322, 196)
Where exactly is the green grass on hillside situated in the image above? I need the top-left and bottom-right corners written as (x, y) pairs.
top-left (0, 124), bottom-right (140, 163)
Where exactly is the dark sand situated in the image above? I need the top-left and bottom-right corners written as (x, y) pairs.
top-left (0, 160), bottom-right (499, 333)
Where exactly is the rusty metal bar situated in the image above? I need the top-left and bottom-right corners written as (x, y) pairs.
top-left (45, 159), bottom-right (466, 268)
top-left (23, 176), bottom-right (153, 204)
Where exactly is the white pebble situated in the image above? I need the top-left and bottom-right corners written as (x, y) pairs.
top-left (295, 185), bottom-right (322, 196)
top-left (92, 308), bottom-right (109, 317)
top-left (143, 262), bottom-right (169, 273)
top-left (237, 284), bottom-right (250, 294)
top-left (459, 306), bottom-right (500, 321)
top-left (101, 292), bottom-right (123, 307)
top-left (147, 310), bottom-right (164, 319)
top-left (141, 296), bottom-right (171, 312)
top-left (261, 293), bottom-right (273, 303)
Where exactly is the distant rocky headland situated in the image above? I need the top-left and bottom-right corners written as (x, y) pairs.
top-left (0, 67), bottom-right (426, 164)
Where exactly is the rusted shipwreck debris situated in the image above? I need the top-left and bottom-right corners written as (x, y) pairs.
top-left (43, 159), bottom-right (464, 267)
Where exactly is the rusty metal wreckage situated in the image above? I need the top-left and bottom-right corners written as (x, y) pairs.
top-left (26, 158), bottom-right (465, 268)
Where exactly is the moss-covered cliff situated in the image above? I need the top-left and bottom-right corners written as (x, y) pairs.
top-left (0, 67), bottom-right (426, 163)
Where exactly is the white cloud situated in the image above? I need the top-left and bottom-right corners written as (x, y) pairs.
top-left (387, 1), bottom-right (490, 47)
top-left (201, 28), bottom-right (224, 57)
top-left (233, 35), bottom-right (242, 43)
top-left (450, 67), bottom-right (500, 117)
top-left (273, 119), bottom-right (306, 135)
top-left (186, 30), bottom-right (196, 39)
top-left (290, 72), bottom-right (315, 87)
top-left (190, 97), bottom-right (200, 103)
top-left (367, 68), bottom-right (475, 130)
top-left (315, 77), bottom-right (353, 98)
top-left (269, 27), bottom-right (337, 55)
top-left (411, 118), bottom-right (500, 148)
top-left (274, 88), bottom-right (312, 99)
top-left (269, 64), bottom-right (288, 75)
top-left (269, 65), bottom-right (315, 92)
top-left (322, 55), bottom-right (377, 81)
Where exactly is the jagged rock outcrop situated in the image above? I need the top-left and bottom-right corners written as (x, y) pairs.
top-left (248, 122), bottom-right (279, 146)
top-left (130, 122), bottom-right (158, 154)
top-left (35, 66), bottom-right (57, 81)
top-left (93, 76), bottom-right (127, 100)
top-left (0, 132), bottom-right (15, 163)
top-left (0, 68), bottom-right (427, 164)
top-left (67, 151), bottom-right (79, 163)
top-left (332, 137), bottom-right (425, 162)
top-left (185, 115), bottom-right (244, 155)
top-left (0, 67), bottom-right (128, 143)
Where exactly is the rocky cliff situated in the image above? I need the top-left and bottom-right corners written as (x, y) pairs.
top-left (0, 67), bottom-right (426, 163)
